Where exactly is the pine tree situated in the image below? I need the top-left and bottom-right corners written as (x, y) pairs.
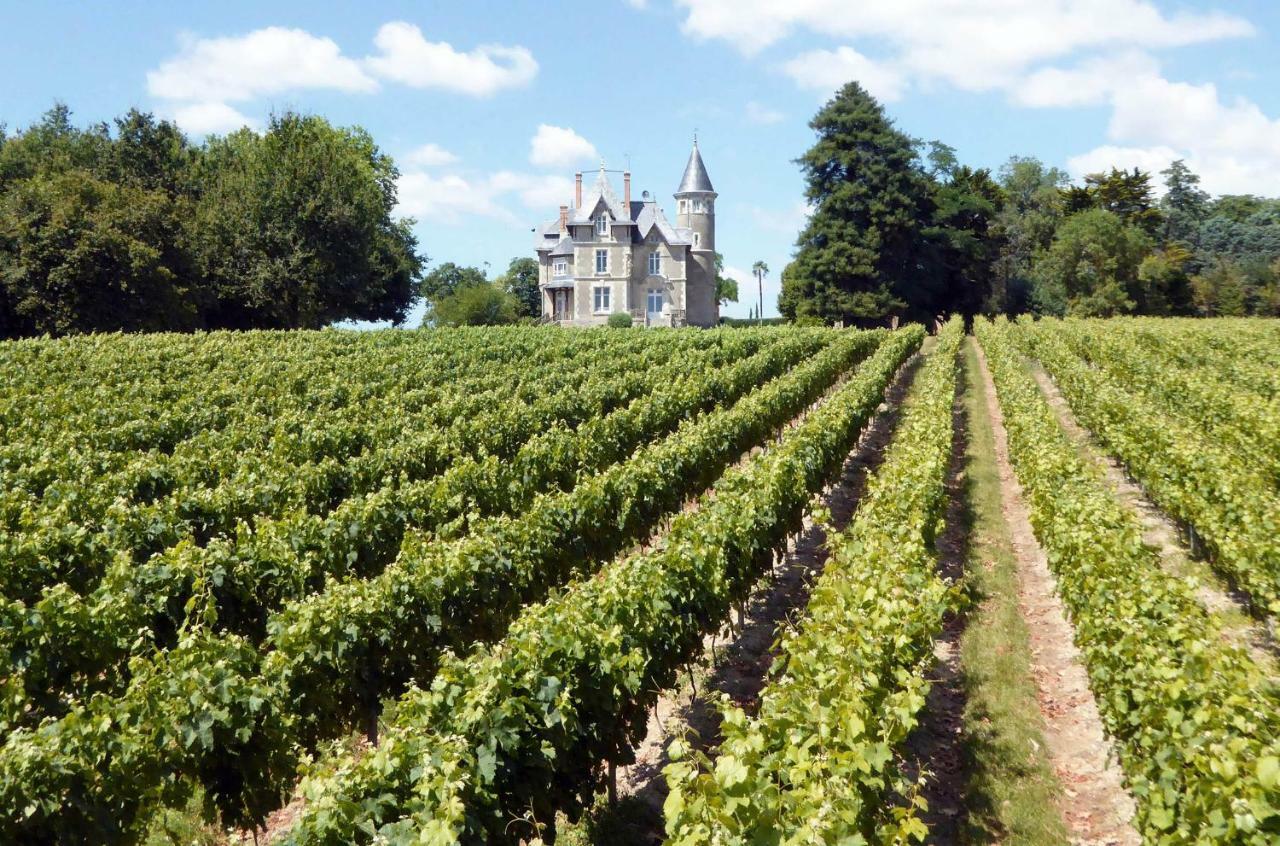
top-left (782, 82), bottom-right (931, 326)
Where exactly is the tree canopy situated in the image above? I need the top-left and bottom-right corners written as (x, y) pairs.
top-left (777, 82), bottom-right (1280, 323)
top-left (0, 105), bottom-right (424, 338)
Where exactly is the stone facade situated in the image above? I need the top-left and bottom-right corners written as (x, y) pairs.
top-left (535, 142), bottom-right (718, 327)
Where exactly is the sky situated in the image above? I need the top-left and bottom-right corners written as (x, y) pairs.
top-left (3, 1), bottom-right (1280, 321)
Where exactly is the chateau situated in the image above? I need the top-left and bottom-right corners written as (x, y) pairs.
top-left (535, 141), bottom-right (718, 327)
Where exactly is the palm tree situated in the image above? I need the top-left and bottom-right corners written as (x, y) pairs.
top-left (751, 261), bottom-right (769, 325)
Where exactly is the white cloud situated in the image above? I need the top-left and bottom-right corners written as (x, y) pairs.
top-left (397, 172), bottom-right (516, 224)
top-left (169, 101), bottom-right (257, 136)
top-left (490, 171), bottom-right (576, 209)
top-left (529, 124), bottom-right (599, 169)
top-left (404, 143), bottom-right (460, 167)
top-left (782, 47), bottom-right (906, 102)
top-left (745, 101), bottom-right (785, 125)
top-left (1066, 144), bottom-right (1182, 180)
top-left (1010, 51), bottom-right (1158, 108)
top-left (366, 22), bottom-right (537, 96)
top-left (676, 0), bottom-right (1251, 95)
top-left (147, 27), bottom-right (377, 102)
top-left (397, 169), bottom-right (573, 224)
top-left (1066, 70), bottom-right (1280, 196)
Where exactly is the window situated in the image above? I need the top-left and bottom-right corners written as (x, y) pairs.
top-left (693, 232), bottom-right (701, 248)
top-left (593, 286), bottom-right (611, 313)
top-left (595, 215), bottom-right (609, 236)
top-left (705, 200), bottom-right (713, 214)
top-left (595, 249), bottom-right (608, 274)
top-left (648, 251), bottom-right (661, 275)
top-left (678, 200), bottom-right (687, 214)
top-left (553, 259), bottom-right (568, 277)
top-left (693, 199), bottom-right (703, 213)
top-left (647, 288), bottom-right (663, 316)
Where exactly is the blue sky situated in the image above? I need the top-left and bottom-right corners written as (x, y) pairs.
top-left (4, 1), bottom-right (1280, 321)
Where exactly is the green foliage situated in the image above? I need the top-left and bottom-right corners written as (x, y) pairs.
top-left (1190, 258), bottom-right (1252, 316)
top-left (496, 257), bottom-right (540, 317)
top-left (1136, 244), bottom-right (1195, 316)
top-left (665, 320), bottom-right (962, 845)
top-left (1030, 208), bottom-right (1153, 316)
top-left (0, 105), bottom-right (423, 337)
top-left (991, 156), bottom-right (1068, 314)
top-left (429, 281), bottom-right (519, 326)
top-left (0, 167), bottom-right (199, 335)
top-left (980, 317), bottom-right (1280, 844)
top-left (1160, 160), bottom-right (1209, 245)
top-left (0, 326), bottom-right (860, 840)
top-left (923, 165), bottom-right (1007, 316)
top-left (189, 113), bottom-right (422, 329)
top-left (713, 252), bottom-right (739, 306)
top-left (1064, 167), bottom-right (1163, 235)
top-left (785, 82), bottom-right (927, 326)
top-left (280, 328), bottom-right (922, 845)
top-left (606, 310), bottom-right (633, 328)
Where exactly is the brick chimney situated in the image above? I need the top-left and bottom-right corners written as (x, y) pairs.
top-left (574, 172), bottom-right (583, 208)
top-left (559, 204), bottom-right (568, 234)
top-left (623, 171), bottom-right (631, 209)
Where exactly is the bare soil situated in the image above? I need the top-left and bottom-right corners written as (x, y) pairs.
top-left (973, 345), bottom-right (1140, 846)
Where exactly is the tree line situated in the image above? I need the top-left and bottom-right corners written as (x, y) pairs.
top-left (0, 105), bottom-right (424, 339)
top-left (781, 82), bottom-right (1280, 325)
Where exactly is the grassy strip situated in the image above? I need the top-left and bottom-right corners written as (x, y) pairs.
top-left (957, 337), bottom-right (1070, 846)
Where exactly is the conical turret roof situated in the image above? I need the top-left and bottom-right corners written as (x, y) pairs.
top-left (676, 142), bottom-right (715, 194)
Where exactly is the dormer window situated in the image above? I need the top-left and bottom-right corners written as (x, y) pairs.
top-left (595, 215), bottom-right (609, 236)
top-left (648, 251), bottom-right (661, 275)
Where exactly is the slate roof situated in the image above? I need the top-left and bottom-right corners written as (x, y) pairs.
top-left (570, 169), bottom-right (632, 224)
top-left (634, 201), bottom-right (690, 245)
top-left (676, 143), bottom-right (715, 194)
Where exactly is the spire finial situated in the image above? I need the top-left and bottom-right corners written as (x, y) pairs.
top-left (693, 129), bottom-right (698, 147)
top-left (599, 157), bottom-right (606, 171)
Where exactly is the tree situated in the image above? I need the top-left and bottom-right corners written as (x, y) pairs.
top-left (1160, 160), bottom-right (1209, 245)
top-left (784, 82), bottom-right (932, 326)
top-left (990, 157), bottom-right (1068, 314)
top-left (497, 257), bottom-right (539, 317)
top-left (429, 281), bottom-right (519, 326)
top-left (751, 260), bottom-right (769, 324)
top-left (922, 165), bottom-right (1005, 317)
top-left (1030, 208), bottom-right (1153, 316)
top-left (1137, 243), bottom-right (1195, 315)
top-left (0, 168), bottom-right (198, 336)
top-left (421, 262), bottom-right (487, 304)
top-left (189, 113), bottom-right (423, 330)
top-left (1190, 259), bottom-right (1251, 316)
top-left (712, 252), bottom-right (739, 306)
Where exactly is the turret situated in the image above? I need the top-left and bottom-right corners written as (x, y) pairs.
top-left (674, 139), bottom-right (716, 253)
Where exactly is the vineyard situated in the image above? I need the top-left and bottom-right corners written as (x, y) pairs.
top-left (2, 317), bottom-right (1279, 845)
